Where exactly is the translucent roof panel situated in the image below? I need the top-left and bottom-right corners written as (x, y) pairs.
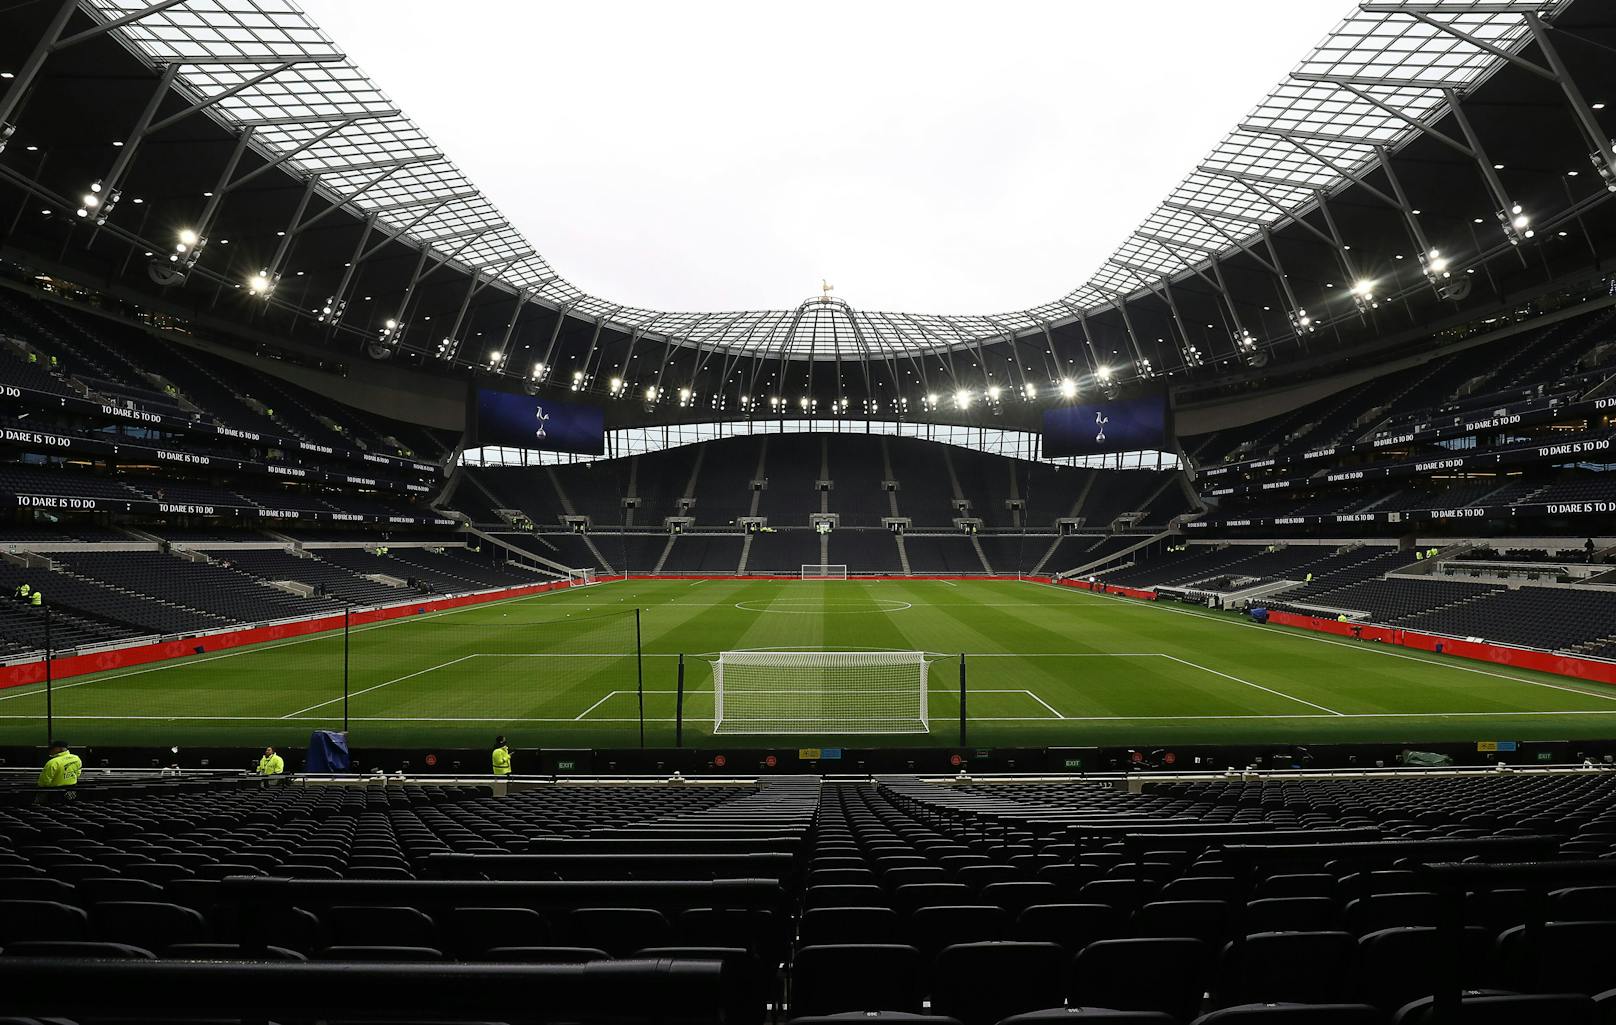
top-left (81, 0), bottom-right (1569, 361)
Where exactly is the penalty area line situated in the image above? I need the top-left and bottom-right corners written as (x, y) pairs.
top-left (1162, 653), bottom-right (1344, 717)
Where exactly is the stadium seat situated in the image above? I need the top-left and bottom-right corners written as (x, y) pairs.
top-left (568, 907), bottom-right (671, 957)
top-left (1391, 992), bottom-right (1596, 1025)
top-left (811, 885), bottom-right (893, 910)
top-left (1132, 900), bottom-right (1233, 944)
top-left (788, 1016), bottom-right (960, 1025)
top-left (1220, 932), bottom-right (1358, 1006)
top-left (478, 946), bottom-right (612, 963)
top-left (442, 907), bottom-right (548, 959)
top-left (801, 906), bottom-right (903, 945)
top-left (791, 944), bottom-right (925, 1017)
top-left (316, 945), bottom-right (447, 961)
top-left (1495, 920), bottom-right (1616, 994)
top-left (164, 943), bottom-right (308, 960)
top-left (908, 905), bottom-right (1010, 964)
top-left (1244, 898), bottom-right (1339, 933)
top-left (636, 946), bottom-right (767, 1025)
top-left (1343, 893), bottom-right (1438, 934)
top-left (1070, 938), bottom-right (1210, 1021)
top-left (930, 941), bottom-right (1068, 1025)
top-left (896, 883), bottom-right (975, 914)
top-left (91, 901), bottom-right (208, 949)
top-left (324, 906), bottom-right (438, 949)
top-left (0, 900), bottom-right (88, 944)
top-left (980, 882), bottom-right (1062, 915)
top-left (1, 940), bottom-right (156, 959)
top-left (1356, 927), bottom-right (1493, 1011)
top-left (998, 1011), bottom-right (1177, 1025)
top-left (1015, 904), bottom-right (1125, 953)
top-left (1189, 1005), bottom-right (1384, 1025)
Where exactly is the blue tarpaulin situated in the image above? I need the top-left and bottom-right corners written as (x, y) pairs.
top-left (306, 730), bottom-right (351, 773)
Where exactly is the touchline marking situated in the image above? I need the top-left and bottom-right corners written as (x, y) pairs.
top-left (1025, 579), bottom-right (1616, 709)
top-left (0, 580), bottom-right (609, 705)
top-left (1163, 653), bottom-right (1344, 716)
top-left (278, 655), bottom-right (477, 719)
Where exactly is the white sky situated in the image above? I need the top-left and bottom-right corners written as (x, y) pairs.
top-left (300, 0), bottom-right (1350, 315)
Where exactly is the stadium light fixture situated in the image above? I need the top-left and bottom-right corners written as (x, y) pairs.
top-left (1498, 203), bottom-right (1534, 245)
top-left (645, 385), bottom-right (658, 401)
top-left (986, 385), bottom-right (1002, 401)
top-left (1349, 278), bottom-right (1376, 314)
top-left (1592, 143), bottom-right (1616, 192)
top-left (1094, 365), bottom-right (1113, 382)
top-left (954, 389), bottom-right (972, 409)
top-left (1058, 379), bottom-right (1077, 400)
top-left (247, 271), bottom-right (274, 297)
top-left (170, 228), bottom-right (207, 272)
top-left (0, 121), bottom-right (14, 156)
top-left (1023, 382), bottom-right (1037, 400)
top-left (317, 296), bottom-right (347, 324)
top-left (1288, 308), bottom-right (1314, 335)
top-left (609, 376), bottom-right (623, 394)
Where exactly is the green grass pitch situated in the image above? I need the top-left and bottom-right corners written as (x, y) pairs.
top-left (3, 577), bottom-right (1616, 751)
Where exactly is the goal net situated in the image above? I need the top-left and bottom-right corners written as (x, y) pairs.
top-left (801, 564), bottom-right (848, 580)
top-left (568, 568), bottom-right (598, 586)
top-left (712, 650), bottom-right (929, 734)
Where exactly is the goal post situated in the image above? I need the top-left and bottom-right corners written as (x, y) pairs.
top-left (801, 564), bottom-right (848, 580)
top-left (712, 650), bottom-right (930, 734)
top-left (568, 568), bottom-right (598, 586)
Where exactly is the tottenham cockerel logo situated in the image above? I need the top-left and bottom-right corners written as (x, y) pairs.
top-left (1095, 411), bottom-right (1110, 444)
top-left (535, 405), bottom-right (550, 440)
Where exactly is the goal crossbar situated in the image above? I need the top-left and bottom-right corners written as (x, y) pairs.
top-left (568, 568), bottom-right (599, 586)
top-left (712, 650), bottom-right (929, 734)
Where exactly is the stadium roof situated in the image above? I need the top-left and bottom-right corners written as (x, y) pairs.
top-left (58, 0), bottom-right (1575, 359)
top-left (2, 0), bottom-right (1614, 414)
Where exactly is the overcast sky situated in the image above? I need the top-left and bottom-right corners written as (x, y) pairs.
top-left (299, 0), bottom-right (1351, 315)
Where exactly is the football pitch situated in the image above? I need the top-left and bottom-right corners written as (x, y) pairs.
top-left (4, 577), bottom-right (1616, 751)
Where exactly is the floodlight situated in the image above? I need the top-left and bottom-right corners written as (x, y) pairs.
top-left (1059, 379), bottom-right (1077, 399)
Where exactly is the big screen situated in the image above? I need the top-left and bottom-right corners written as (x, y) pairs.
top-left (1041, 393), bottom-right (1172, 458)
top-left (472, 388), bottom-right (605, 455)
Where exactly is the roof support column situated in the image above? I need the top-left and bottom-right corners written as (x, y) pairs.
top-left (0, 0), bottom-right (77, 136)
